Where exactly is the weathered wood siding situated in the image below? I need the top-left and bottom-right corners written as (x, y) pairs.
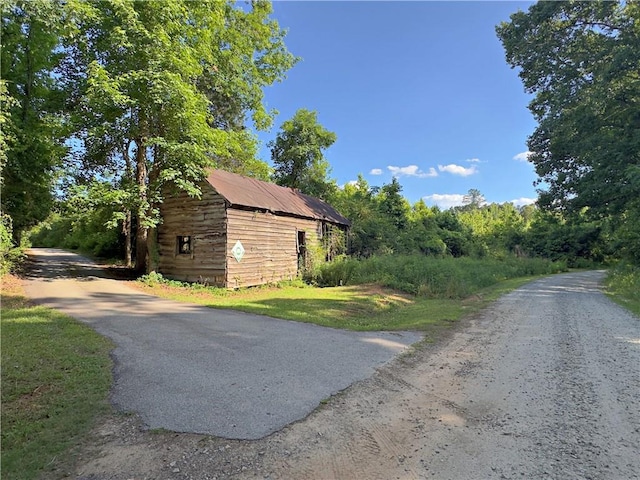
top-left (226, 209), bottom-right (321, 288)
top-left (157, 188), bottom-right (228, 284)
top-left (158, 183), bottom-right (331, 288)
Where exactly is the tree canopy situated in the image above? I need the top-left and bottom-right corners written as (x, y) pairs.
top-left (496, 1), bottom-right (640, 219)
top-left (1, 0), bottom-right (296, 268)
top-left (1, 0), bottom-right (69, 240)
top-left (71, 1), bottom-right (296, 269)
top-left (270, 108), bottom-right (337, 200)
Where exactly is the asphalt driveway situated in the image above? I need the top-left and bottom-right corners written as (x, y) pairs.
top-left (22, 248), bottom-right (421, 439)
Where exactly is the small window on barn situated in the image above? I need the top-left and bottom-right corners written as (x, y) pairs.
top-left (177, 236), bottom-right (192, 255)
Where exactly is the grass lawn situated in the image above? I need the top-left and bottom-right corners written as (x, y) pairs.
top-left (132, 275), bottom-right (543, 333)
top-left (0, 274), bottom-right (114, 480)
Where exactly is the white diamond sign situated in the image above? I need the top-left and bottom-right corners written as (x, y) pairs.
top-left (231, 240), bottom-right (245, 262)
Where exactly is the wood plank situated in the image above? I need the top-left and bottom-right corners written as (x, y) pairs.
top-left (159, 183), bottom-right (339, 287)
top-left (158, 184), bottom-right (228, 282)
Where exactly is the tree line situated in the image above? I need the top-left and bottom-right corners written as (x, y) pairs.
top-left (2, 0), bottom-right (638, 272)
top-left (496, 0), bottom-right (639, 265)
top-left (28, 178), bottom-right (608, 270)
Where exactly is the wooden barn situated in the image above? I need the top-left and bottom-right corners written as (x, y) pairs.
top-left (156, 169), bottom-right (350, 287)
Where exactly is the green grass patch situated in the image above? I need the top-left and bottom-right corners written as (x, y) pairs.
top-left (605, 263), bottom-right (640, 317)
top-left (133, 274), bottom-right (546, 332)
top-left (1, 275), bottom-right (114, 480)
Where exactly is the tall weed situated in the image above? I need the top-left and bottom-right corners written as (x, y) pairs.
top-left (315, 256), bottom-right (358, 286)
top-left (317, 254), bottom-right (566, 298)
top-left (606, 263), bottom-right (640, 316)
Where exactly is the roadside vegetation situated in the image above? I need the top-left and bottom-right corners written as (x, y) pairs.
top-left (313, 255), bottom-right (565, 296)
top-left (0, 214), bottom-right (24, 275)
top-left (605, 264), bottom-right (640, 317)
top-left (0, 274), bottom-right (114, 480)
top-left (136, 255), bottom-right (563, 331)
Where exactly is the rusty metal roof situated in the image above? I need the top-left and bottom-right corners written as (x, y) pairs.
top-left (205, 170), bottom-right (351, 226)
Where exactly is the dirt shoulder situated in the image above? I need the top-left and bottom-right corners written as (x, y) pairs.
top-left (51, 271), bottom-right (640, 480)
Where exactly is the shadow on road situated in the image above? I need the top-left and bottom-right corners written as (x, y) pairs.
top-left (24, 248), bottom-right (137, 282)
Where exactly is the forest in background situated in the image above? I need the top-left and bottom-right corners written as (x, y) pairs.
top-left (1, 1), bottom-right (638, 299)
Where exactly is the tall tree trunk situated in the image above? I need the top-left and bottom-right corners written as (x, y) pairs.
top-left (146, 153), bottom-right (160, 273)
top-left (134, 140), bottom-right (148, 273)
top-left (147, 226), bottom-right (158, 272)
top-left (135, 221), bottom-right (148, 273)
top-left (122, 141), bottom-right (134, 268)
top-left (123, 209), bottom-right (132, 268)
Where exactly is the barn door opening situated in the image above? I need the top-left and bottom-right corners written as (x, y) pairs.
top-left (297, 230), bottom-right (307, 274)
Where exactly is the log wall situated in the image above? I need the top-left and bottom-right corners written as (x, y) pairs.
top-left (157, 187), bottom-right (228, 285)
top-left (226, 209), bottom-right (322, 288)
top-left (158, 184), bottom-right (324, 287)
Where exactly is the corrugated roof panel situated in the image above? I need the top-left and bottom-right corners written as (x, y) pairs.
top-left (205, 170), bottom-right (351, 226)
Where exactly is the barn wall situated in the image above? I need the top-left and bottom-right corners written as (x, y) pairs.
top-left (157, 187), bottom-right (228, 284)
top-left (157, 185), bottom-right (341, 288)
top-left (225, 208), bottom-right (322, 288)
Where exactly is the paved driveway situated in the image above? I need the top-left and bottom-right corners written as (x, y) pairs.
top-left (23, 248), bottom-right (421, 439)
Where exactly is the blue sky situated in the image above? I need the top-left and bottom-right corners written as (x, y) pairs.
top-left (255, 1), bottom-right (538, 209)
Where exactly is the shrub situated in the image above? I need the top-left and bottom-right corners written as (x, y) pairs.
top-left (606, 262), bottom-right (640, 316)
top-left (28, 212), bottom-right (122, 259)
top-left (0, 214), bottom-right (24, 274)
top-left (315, 256), bottom-right (358, 287)
top-left (138, 271), bottom-right (167, 286)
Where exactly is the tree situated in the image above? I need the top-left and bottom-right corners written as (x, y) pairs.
top-left (331, 176), bottom-right (394, 257)
top-left (270, 108), bottom-right (337, 199)
top-left (522, 209), bottom-right (606, 265)
top-left (379, 177), bottom-right (410, 230)
top-left (0, 0), bottom-right (69, 241)
top-left (457, 202), bottom-right (527, 254)
top-left (404, 200), bottom-right (447, 256)
top-left (0, 80), bottom-right (16, 185)
top-left (434, 210), bottom-right (474, 257)
top-left (461, 189), bottom-right (485, 210)
top-left (29, 181), bottom-right (124, 258)
top-left (496, 1), bottom-right (640, 222)
top-left (65, 0), bottom-right (296, 271)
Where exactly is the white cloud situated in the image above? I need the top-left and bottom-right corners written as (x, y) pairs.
top-left (513, 151), bottom-right (533, 162)
top-left (369, 168), bottom-right (383, 175)
top-left (339, 180), bottom-right (360, 189)
top-left (422, 193), bottom-right (466, 209)
top-left (438, 164), bottom-right (478, 177)
top-left (510, 197), bottom-right (537, 207)
top-left (466, 158), bottom-right (482, 163)
top-left (387, 165), bottom-right (438, 178)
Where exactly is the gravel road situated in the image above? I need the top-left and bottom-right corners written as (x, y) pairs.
top-left (41, 268), bottom-right (639, 480)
